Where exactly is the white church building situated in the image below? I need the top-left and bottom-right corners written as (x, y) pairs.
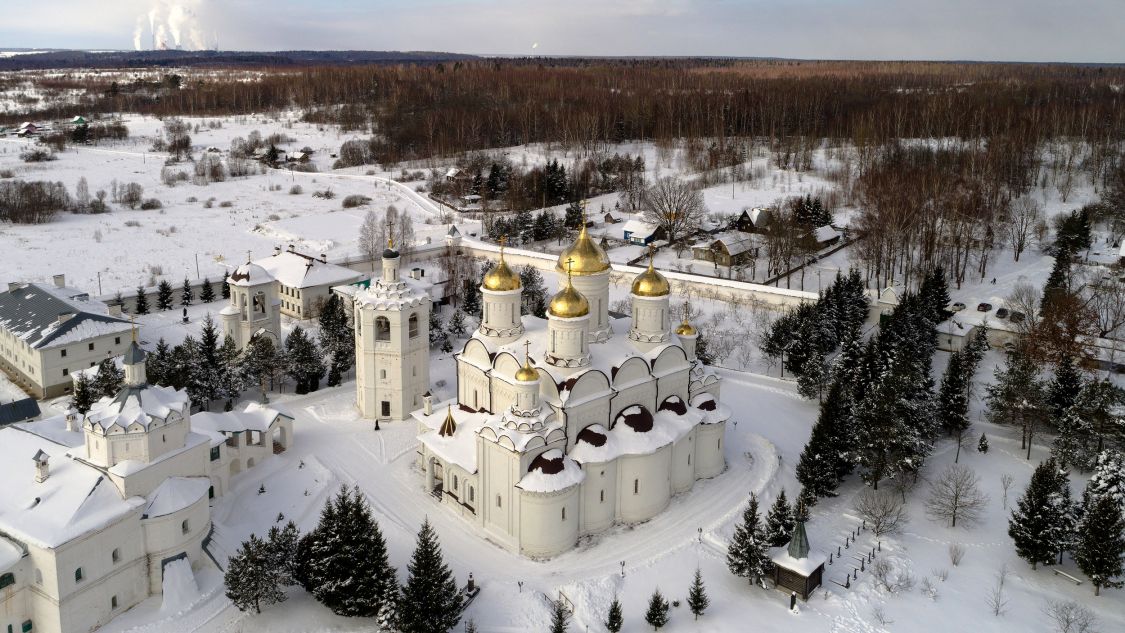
top-left (406, 226), bottom-right (729, 558)
top-left (0, 339), bottom-right (292, 633)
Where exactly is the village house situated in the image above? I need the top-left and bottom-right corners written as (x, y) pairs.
top-left (692, 231), bottom-right (761, 268)
top-left (0, 277), bottom-right (134, 398)
top-left (733, 207), bottom-right (772, 233)
top-left (621, 219), bottom-right (664, 246)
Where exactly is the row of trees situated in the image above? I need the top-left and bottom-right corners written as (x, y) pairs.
top-left (226, 486), bottom-right (463, 632)
top-left (1009, 454), bottom-right (1125, 595)
top-left (130, 276), bottom-right (225, 315)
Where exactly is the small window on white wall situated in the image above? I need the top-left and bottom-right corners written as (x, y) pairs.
top-left (112, 548), bottom-right (120, 563)
top-left (496, 495), bottom-right (502, 508)
top-left (181, 520), bottom-right (190, 535)
top-left (634, 479), bottom-right (639, 495)
top-left (561, 507), bottom-right (566, 521)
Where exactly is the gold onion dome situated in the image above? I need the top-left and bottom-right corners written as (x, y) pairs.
top-left (549, 269), bottom-right (590, 318)
top-left (631, 258), bottom-right (670, 297)
top-left (482, 245), bottom-right (521, 291)
top-left (514, 357), bottom-right (540, 382)
top-left (675, 316), bottom-right (698, 337)
top-left (556, 223), bottom-right (610, 276)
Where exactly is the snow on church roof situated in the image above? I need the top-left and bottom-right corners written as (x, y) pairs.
top-left (0, 427), bottom-right (141, 549)
top-left (85, 384), bottom-right (189, 431)
top-left (0, 536), bottom-right (22, 573)
top-left (417, 399), bottom-right (486, 473)
top-left (193, 402), bottom-right (290, 435)
top-left (143, 477), bottom-right (210, 519)
top-left (253, 249), bottom-right (363, 289)
top-left (517, 449), bottom-right (585, 493)
top-left (570, 407), bottom-right (700, 464)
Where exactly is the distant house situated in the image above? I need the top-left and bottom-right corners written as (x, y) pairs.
top-left (445, 167), bottom-right (468, 182)
top-left (0, 397), bottom-right (40, 426)
top-left (622, 219), bottom-right (664, 246)
top-left (244, 245), bottom-right (367, 319)
top-left (288, 151), bottom-right (310, 163)
top-left (16, 122), bottom-right (38, 137)
top-left (70, 115), bottom-right (86, 126)
top-left (812, 225), bottom-right (842, 247)
top-left (603, 212), bottom-right (621, 224)
top-left (734, 207), bottom-right (772, 233)
top-left (692, 231), bottom-right (760, 267)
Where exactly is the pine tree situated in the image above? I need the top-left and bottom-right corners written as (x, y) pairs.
top-left (1047, 354), bottom-right (1084, 426)
top-left (93, 357), bottom-right (123, 398)
top-left (1086, 449), bottom-right (1125, 509)
top-left (519, 265), bottom-right (548, 318)
top-left (564, 201), bottom-right (584, 229)
top-left (919, 268), bottom-right (951, 324)
top-left (285, 326), bottom-right (325, 394)
top-left (643, 589), bottom-right (669, 630)
top-left (549, 596), bottom-right (570, 633)
top-left (726, 493), bottom-right (771, 585)
top-left (225, 534), bottom-right (286, 614)
top-left (181, 277), bottom-right (194, 307)
top-left (686, 568), bottom-right (709, 620)
top-left (134, 285), bottom-right (149, 315)
top-left (986, 347), bottom-right (1046, 459)
top-left (319, 294), bottom-right (355, 387)
top-left (797, 343), bottom-right (828, 401)
top-left (1074, 493), bottom-right (1125, 595)
top-left (694, 329), bottom-right (715, 365)
top-left (765, 490), bottom-right (795, 547)
top-left (978, 433), bottom-right (989, 453)
top-left (266, 521), bottom-right (301, 587)
top-left (461, 276), bottom-right (481, 319)
top-left (448, 309), bottom-right (466, 338)
top-left (399, 519), bottom-right (461, 633)
top-left (303, 486), bottom-right (397, 617)
top-left (604, 597), bottom-right (624, 633)
top-left (72, 373), bottom-right (96, 414)
top-left (462, 618), bottom-right (477, 633)
top-left (378, 583), bottom-right (402, 632)
top-left (1009, 459), bottom-right (1073, 570)
top-left (157, 279), bottom-right (174, 311)
top-left (199, 277), bottom-right (215, 303)
top-left (221, 272), bottom-right (231, 299)
top-left (796, 380), bottom-right (850, 498)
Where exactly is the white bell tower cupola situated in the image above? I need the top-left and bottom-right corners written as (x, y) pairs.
top-left (221, 251), bottom-right (281, 351)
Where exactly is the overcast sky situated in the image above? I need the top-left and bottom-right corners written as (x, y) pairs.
top-left (2, 0), bottom-right (1123, 63)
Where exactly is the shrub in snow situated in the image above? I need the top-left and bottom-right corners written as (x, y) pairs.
top-left (342, 194), bottom-right (372, 208)
top-left (20, 147), bottom-right (55, 162)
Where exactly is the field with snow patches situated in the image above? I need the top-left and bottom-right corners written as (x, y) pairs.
top-left (86, 350), bottom-right (1124, 633)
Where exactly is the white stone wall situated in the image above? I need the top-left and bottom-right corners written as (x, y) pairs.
top-left (579, 460), bottom-right (618, 535)
top-left (616, 446), bottom-right (673, 523)
top-left (518, 486), bottom-right (580, 558)
top-left (694, 421), bottom-right (726, 479)
top-left (141, 495), bottom-right (211, 593)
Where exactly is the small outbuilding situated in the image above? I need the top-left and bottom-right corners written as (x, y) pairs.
top-left (622, 220), bottom-right (663, 246)
top-left (770, 519), bottom-right (826, 601)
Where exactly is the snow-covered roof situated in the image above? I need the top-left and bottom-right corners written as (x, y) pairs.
top-left (85, 384), bottom-right (190, 431)
top-left (0, 427), bottom-right (141, 549)
top-left (143, 477), bottom-right (210, 519)
top-left (228, 262), bottom-right (273, 287)
top-left (0, 282), bottom-right (132, 350)
top-left (0, 536), bottom-right (23, 573)
top-left (417, 399), bottom-right (486, 473)
top-left (517, 449), bottom-right (586, 493)
top-left (253, 249), bottom-right (363, 289)
top-left (15, 413), bottom-right (83, 447)
top-left (813, 225), bottom-right (841, 243)
top-left (192, 403), bottom-right (291, 435)
top-left (696, 231), bottom-right (757, 256)
top-left (354, 275), bottom-right (432, 312)
top-left (622, 219), bottom-right (659, 238)
top-left (570, 407), bottom-right (699, 464)
top-left (102, 432), bottom-right (210, 478)
top-left (769, 546), bottom-right (827, 576)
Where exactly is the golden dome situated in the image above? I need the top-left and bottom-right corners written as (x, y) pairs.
top-left (675, 316), bottom-right (697, 337)
top-left (557, 222), bottom-right (610, 276)
top-left (482, 246), bottom-right (521, 291)
top-left (514, 357), bottom-right (540, 382)
top-left (631, 259), bottom-right (670, 297)
top-left (549, 268), bottom-right (590, 318)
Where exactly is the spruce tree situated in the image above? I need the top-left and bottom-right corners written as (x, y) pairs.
top-left (986, 347), bottom-right (1046, 459)
top-left (399, 519), bottom-right (461, 633)
top-left (797, 344), bottom-right (828, 401)
top-left (72, 373), bottom-right (96, 414)
top-left (134, 285), bottom-right (149, 314)
top-left (448, 309), bottom-right (466, 338)
top-left (643, 589), bottom-right (669, 630)
top-left (796, 380), bottom-right (850, 498)
top-left (221, 272), bottom-right (231, 299)
top-left (978, 433), bottom-right (989, 453)
top-left (266, 521), bottom-right (301, 587)
top-left (303, 486), bottom-right (397, 617)
top-left (429, 309), bottom-right (446, 347)
top-left (225, 534), bottom-right (286, 614)
top-left (765, 490), bottom-right (795, 547)
top-left (199, 277), bottom-right (215, 303)
top-left (461, 277), bottom-right (481, 319)
top-left (604, 597), bottom-right (624, 633)
top-left (549, 596), bottom-right (570, 633)
top-left (1086, 449), bottom-right (1125, 509)
top-left (519, 265), bottom-right (548, 318)
top-left (1009, 459), bottom-right (1072, 570)
top-left (462, 618), bottom-right (477, 633)
top-left (285, 326), bottom-right (325, 394)
top-left (157, 279), bottom-right (174, 311)
top-left (1074, 493), bottom-right (1125, 595)
top-left (1047, 354), bottom-right (1084, 426)
top-left (694, 329), bottom-right (715, 365)
top-left (686, 568), bottom-right (709, 620)
top-left (181, 277), bottom-right (194, 307)
top-left (726, 493), bottom-right (771, 585)
top-left (378, 584), bottom-right (402, 632)
top-left (94, 357), bottom-right (123, 398)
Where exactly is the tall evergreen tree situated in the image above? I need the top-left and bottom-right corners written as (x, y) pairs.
top-left (93, 357), bottom-right (123, 398)
top-left (221, 272), bottom-right (231, 299)
top-left (181, 277), bottom-right (194, 307)
top-left (448, 309), bottom-right (467, 338)
top-left (686, 568), bottom-right (709, 620)
top-left (302, 486), bottom-right (397, 617)
top-left (919, 268), bottom-right (951, 324)
top-left (549, 597), bottom-right (570, 633)
top-left (319, 294), bottom-right (355, 387)
top-left (285, 326), bottom-right (325, 394)
top-left (1074, 493), bottom-right (1125, 595)
top-left (199, 277), bottom-right (215, 303)
top-left (727, 493), bottom-right (771, 585)
top-left (461, 276), bottom-right (481, 320)
top-left (765, 490), bottom-right (795, 547)
top-left (1047, 354), bottom-right (1084, 426)
top-left (72, 372), bottom-right (96, 414)
top-left (266, 521), bottom-right (302, 587)
top-left (519, 265), bottom-right (548, 318)
top-left (225, 534), bottom-right (286, 614)
top-left (986, 346), bottom-right (1046, 459)
top-left (399, 519), bottom-right (461, 633)
top-left (1085, 449), bottom-right (1125, 509)
top-left (643, 589), bottom-right (669, 630)
top-left (604, 597), bottom-right (624, 633)
top-left (796, 380), bottom-right (851, 498)
top-left (134, 285), bottom-right (149, 315)
top-left (157, 279), bottom-right (174, 311)
top-left (1009, 459), bottom-right (1073, 570)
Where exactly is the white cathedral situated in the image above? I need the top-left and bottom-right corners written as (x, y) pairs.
top-left (353, 224), bottom-right (730, 557)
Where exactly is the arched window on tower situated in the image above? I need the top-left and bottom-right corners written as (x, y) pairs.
top-left (375, 317), bottom-right (391, 341)
top-left (409, 313), bottom-right (419, 338)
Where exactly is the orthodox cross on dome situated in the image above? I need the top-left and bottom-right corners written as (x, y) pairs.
top-left (647, 244), bottom-right (656, 263)
top-left (498, 234), bottom-right (507, 252)
top-left (387, 219), bottom-right (395, 249)
top-left (523, 339), bottom-right (532, 363)
top-left (580, 199), bottom-right (588, 225)
top-left (129, 314), bottom-right (137, 342)
top-left (246, 250), bottom-right (252, 264)
top-left (565, 257), bottom-right (575, 281)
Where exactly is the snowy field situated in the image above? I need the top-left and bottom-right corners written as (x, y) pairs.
top-left (87, 354), bottom-right (1124, 633)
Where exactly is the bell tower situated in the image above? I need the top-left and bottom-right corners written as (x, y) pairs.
top-left (221, 252), bottom-right (280, 351)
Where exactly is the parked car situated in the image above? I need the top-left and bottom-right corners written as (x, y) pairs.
top-left (950, 302), bottom-right (966, 312)
top-left (995, 308), bottom-right (1010, 319)
top-left (1010, 311), bottom-right (1026, 324)
top-left (977, 302), bottom-right (993, 312)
